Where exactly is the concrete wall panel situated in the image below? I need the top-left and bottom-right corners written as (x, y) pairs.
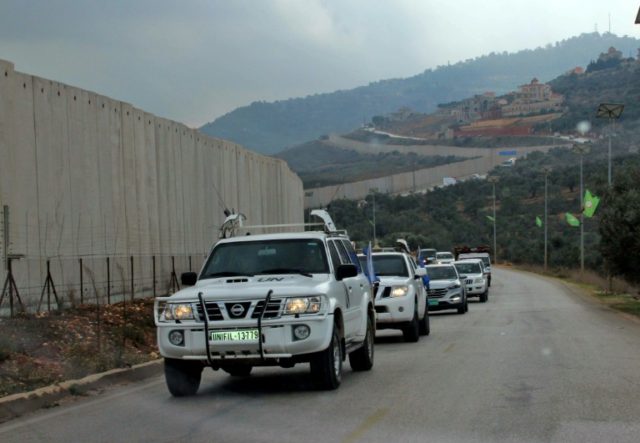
top-left (0, 59), bottom-right (303, 311)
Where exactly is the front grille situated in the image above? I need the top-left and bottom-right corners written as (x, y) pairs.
top-left (465, 279), bottom-right (473, 285)
top-left (428, 288), bottom-right (448, 298)
top-left (225, 302), bottom-right (251, 319)
top-left (252, 299), bottom-right (283, 319)
top-left (197, 302), bottom-right (223, 321)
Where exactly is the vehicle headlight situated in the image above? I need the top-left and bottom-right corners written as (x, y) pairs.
top-left (447, 284), bottom-right (461, 290)
top-left (474, 278), bottom-right (484, 284)
top-left (163, 303), bottom-right (194, 321)
top-left (390, 286), bottom-right (409, 297)
top-left (284, 296), bottom-right (322, 315)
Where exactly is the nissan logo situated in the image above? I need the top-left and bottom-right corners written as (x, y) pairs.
top-left (230, 304), bottom-right (245, 317)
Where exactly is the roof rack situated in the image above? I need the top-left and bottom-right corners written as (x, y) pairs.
top-left (218, 209), bottom-right (346, 238)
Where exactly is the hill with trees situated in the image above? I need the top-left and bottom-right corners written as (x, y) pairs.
top-left (200, 33), bottom-right (639, 154)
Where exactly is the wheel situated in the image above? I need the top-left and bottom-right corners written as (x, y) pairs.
top-left (457, 298), bottom-right (467, 315)
top-left (164, 358), bottom-right (203, 397)
top-left (222, 365), bottom-right (253, 377)
top-left (488, 276), bottom-right (491, 287)
top-left (480, 290), bottom-right (488, 303)
top-left (419, 304), bottom-right (430, 336)
top-left (310, 324), bottom-right (342, 390)
top-left (402, 306), bottom-right (420, 342)
top-left (349, 314), bottom-right (374, 371)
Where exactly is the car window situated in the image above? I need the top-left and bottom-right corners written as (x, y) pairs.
top-left (201, 239), bottom-right (329, 276)
top-left (454, 262), bottom-right (481, 274)
top-left (341, 239), bottom-right (362, 272)
top-left (426, 266), bottom-right (458, 280)
top-left (327, 241), bottom-right (343, 270)
top-left (372, 255), bottom-right (409, 277)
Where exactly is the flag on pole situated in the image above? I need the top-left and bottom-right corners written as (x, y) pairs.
top-left (486, 215), bottom-right (495, 222)
top-left (565, 212), bottom-right (580, 227)
top-left (535, 216), bottom-right (542, 228)
top-left (583, 190), bottom-right (600, 218)
top-left (363, 241), bottom-right (378, 284)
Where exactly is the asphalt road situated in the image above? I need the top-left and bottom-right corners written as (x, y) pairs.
top-left (3, 268), bottom-right (640, 443)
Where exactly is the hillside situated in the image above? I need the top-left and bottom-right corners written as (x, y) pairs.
top-left (200, 33), bottom-right (640, 154)
top-left (326, 147), bottom-right (640, 271)
top-left (275, 140), bottom-right (467, 188)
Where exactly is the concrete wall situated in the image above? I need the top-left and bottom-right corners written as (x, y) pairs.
top-left (0, 59), bottom-right (303, 310)
top-left (304, 141), bottom-right (563, 208)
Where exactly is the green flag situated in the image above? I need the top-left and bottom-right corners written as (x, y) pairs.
top-left (486, 215), bottom-right (495, 222)
top-left (536, 216), bottom-right (542, 227)
top-left (565, 212), bottom-right (580, 227)
top-left (583, 190), bottom-right (600, 218)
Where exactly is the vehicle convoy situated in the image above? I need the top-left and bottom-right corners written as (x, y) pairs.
top-left (454, 246), bottom-right (492, 286)
top-left (453, 259), bottom-right (489, 303)
top-left (358, 251), bottom-right (430, 342)
top-left (154, 210), bottom-right (376, 396)
top-left (417, 248), bottom-right (437, 265)
top-left (425, 264), bottom-right (468, 314)
top-left (435, 251), bottom-right (455, 264)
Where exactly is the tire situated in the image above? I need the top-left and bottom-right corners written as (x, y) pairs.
top-left (419, 304), bottom-right (430, 336)
top-left (310, 324), bottom-right (342, 390)
top-left (349, 315), bottom-right (374, 371)
top-left (222, 365), bottom-right (253, 377)
top-left (480, 290), bottom-right (488, 303)
top-left (402, 306), bottom-right (420, 343)
top-left (488, 276), bottom-right (492, 287)
top-left (164, 358), bottom-right (203, 397)
top-left (457, 298), bottom-right (467, 315)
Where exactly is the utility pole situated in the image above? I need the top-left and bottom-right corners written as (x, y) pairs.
top-left (596, 103), bottom-right (624, 186)
top-left (572, 144), bottom-right (590, 274)
top-left (542, 167), bottom-right (552, 271)
top-left (487, 177), bottom-right (499, 264)
top-left (371, 188), bottom-right (377, 248)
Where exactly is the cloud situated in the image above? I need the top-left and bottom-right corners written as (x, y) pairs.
top-left (0, 0), bottom-right (638, 127)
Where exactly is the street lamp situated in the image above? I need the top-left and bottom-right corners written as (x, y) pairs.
top-left (572, 144), bottom-right (590, 274)
top-left (596, 103), bottom-right (624, 186)
top-left (542, 166), bottom-right (552, 271)
top-left (369, 188), bottom-right (378, 247)
top-left (487, 176), bottom-right (499, 264)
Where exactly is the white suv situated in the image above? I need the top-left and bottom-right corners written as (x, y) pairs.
top-left (454, 259), bottom-right (489, 303)
top-left (358, 252), bottom-right (430, 342)
top-left (154, 211), bottom-right (375, 396)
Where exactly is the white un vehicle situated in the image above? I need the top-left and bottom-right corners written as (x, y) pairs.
top-left (358, 248), bottom-right (430, 342)
top-left (154, 210), bottom-right (375, 396)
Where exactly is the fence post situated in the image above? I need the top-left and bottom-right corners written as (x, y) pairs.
top-left (152, 255), bottom-right (156, 298)
top-left (130, 256), bottom-right (134, 301)
top-left (79, 258), bottom-right (84, 304)
top-left (107, 257), bottom-right (111, 304)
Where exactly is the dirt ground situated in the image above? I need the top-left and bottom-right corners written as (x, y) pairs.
top-left (0, 299), bottom-right (158, 397)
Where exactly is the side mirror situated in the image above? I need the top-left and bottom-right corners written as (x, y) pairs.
top-left (181, 272), bottom-right (198, 286)
top-left (415, 267), bottom-right (426, 277)
top-left (336, 263), bottom-right (357, 281)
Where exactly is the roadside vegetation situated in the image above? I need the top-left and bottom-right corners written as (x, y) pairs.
top-left (0, 299), bottom-right (158, 397)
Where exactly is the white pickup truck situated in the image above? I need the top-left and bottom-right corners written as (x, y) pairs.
top-left (154, 210), bottom-right (375, 396)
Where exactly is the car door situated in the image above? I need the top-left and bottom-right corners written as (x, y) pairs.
top-left (329, 239), bottom-right (363, 342)
top-left (408, 256), bottom-right (427, 317)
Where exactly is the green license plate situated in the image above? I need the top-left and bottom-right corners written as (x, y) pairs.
top-left (428, 299), bottom-right (439, 306)
top-left (210, 329), bottom-right (259, 342)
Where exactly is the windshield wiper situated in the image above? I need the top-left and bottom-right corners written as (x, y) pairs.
top-left (257, 268), bottom-right (313, 278)
top-left (201, 271), bottom-right (254, 279)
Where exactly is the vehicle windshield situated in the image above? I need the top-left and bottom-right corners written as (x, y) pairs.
top-left (201, 239), bottom-right (328, 277)
top-left (426, 266), bottom-right (458, 280)
top-left (436, 252), bottom-right (453, 259)
top-left (358, 255), bottom-right (409, 277)
top-left (454, 262), bottom-right (482, 275)
top-left (420, 249), bottom-right (436, 258)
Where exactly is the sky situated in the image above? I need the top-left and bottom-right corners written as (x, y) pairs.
top-left (0, 0), bottom-right (638, 127)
